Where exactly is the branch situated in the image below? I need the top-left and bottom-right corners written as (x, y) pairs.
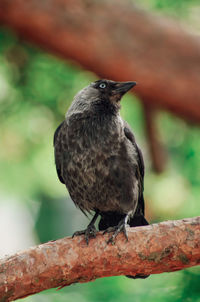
top-left (143, 104), bottom-right (168, 173)
top-left (0, 217), bottom-right (199, 301)
top-left (0, 0), bottom-right (200, 123)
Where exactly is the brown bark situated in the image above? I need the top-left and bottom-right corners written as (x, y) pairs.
top-left (0, 1), bottom-right (200, 123)
top-left (143, 104), bottom-right (168, 173)
top-left (0, 217), bottom-right (199, 301)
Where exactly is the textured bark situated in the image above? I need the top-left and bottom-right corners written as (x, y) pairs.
top-left (0, 0), bottom-right (200, 123)
top-left (0, 217), bottom-right (199, 301)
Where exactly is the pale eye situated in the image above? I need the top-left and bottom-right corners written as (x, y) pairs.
top-left (99, 83), bottom-right (107, 89)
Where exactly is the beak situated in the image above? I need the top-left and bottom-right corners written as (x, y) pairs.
top-left (114, 81), bottom-right (137, 95)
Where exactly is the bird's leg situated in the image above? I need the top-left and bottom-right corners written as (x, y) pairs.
top-left (72, 211), bottom-right (99, 245)
top-left (104, 212), bottom-right (132, 245)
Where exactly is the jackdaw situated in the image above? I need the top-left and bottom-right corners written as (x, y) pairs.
top-left (54, 79), bottom-right (149, 245)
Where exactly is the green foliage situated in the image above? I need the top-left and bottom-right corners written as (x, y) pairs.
top-left (139, 0), bottom-right (199, 17)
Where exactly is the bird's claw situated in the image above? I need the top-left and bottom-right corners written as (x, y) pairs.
top-left (103, 226), bottom-right (116, 234)
top-left (104, 221), bottom-right (129, 245)
top-left (72, 224), bottom-right (97, 245)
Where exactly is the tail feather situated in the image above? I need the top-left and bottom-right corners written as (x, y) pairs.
top-left (98, 212), bottom-right (149, 231)
top-left (129, 215), bottom-right (149, 227)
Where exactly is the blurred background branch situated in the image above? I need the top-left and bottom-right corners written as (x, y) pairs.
top-left (143, 104), bottom-right (168, 173)
top-left (0, 0), bottom-right (200, 123)
top-left (0, 217), bottom-right (199, 301)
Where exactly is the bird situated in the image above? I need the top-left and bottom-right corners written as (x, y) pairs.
top-left (54, 79), bottom-right (149, 246)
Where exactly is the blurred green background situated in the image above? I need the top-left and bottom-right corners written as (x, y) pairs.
top-left (0, 0), bottom-right (200, 301)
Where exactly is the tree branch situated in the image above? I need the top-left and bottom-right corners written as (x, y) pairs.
top-left (0, 217), bottom-right (199, 301)
top-left (0, 0), bottom-right (200, 123)
top-left (143, 104), bottom-right (168, 173)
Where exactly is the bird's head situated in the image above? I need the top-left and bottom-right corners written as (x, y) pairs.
top-left (92, 79), bottom-right (137, 103)
top-left (67, 79), bottom-right (137, 117)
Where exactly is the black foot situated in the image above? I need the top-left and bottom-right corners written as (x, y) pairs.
top-left (72, 224), bottom-right (97, 245)
top-left (103, 219), bottom-right (129, 245)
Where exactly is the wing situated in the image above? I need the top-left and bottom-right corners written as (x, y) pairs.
top-left (124, 122), bottom-right (144, 184)
top-left (53, 121), bottom-right (65, 184)
top-left (98, 122), bottom-right (148, 232)
top-left (123, 121), bottom-right (145, 215)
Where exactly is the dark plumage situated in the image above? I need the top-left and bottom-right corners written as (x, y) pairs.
top-left (54, 79), bottom-right (149, 246)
